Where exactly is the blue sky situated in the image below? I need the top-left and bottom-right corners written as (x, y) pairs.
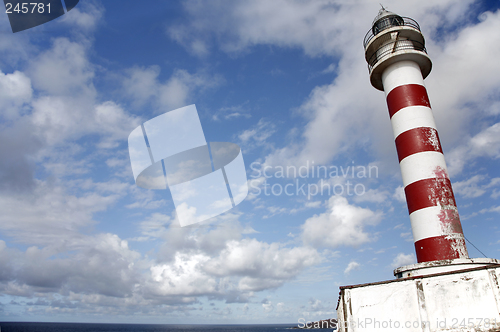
top-left (1, 0), bottom-right (500, 325)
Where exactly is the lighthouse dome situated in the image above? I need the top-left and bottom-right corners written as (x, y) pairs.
top-left (372, 8), bottom-right (404, 35)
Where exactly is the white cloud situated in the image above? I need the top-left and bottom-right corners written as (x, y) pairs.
top-left (391, 253), bottom-right (416, 268)
top-left (238, 119), bottom-right (276, 149)
top-left (212, 103), bottom-right (252, 121)
top-left (0, 200), bottom-right (322, 308)
top-left (400, 232), bottom-right (413, 242)
top-left (301, 196), bottom-right (382, 248)
top-left (353, 188), bottom-right (390, 203)
top-left (168, 0), bottom-right (377, 57)
top-left (0, 180), bottom-right (121, 245)
top-left (149, 252), bottom-right (216, 296)
top-left (123, 66), bottom-right (223, 112)
top-left (156, 217), bottom-right (244, 261)
top-left (453, 175), bottom-right (487, 198)
top-left (308, 298), bottom-right (325, 311)
top-left (31, 96), bottom-right (140, 148)
top-left (344, 261), bottom-right (360, 274)
top-left (126, 199), bottom-right (167, 210)
top-left (426, 9), bottom-right (500, 146)
top-left (94, 101), bottom-right (142, 148)
top-left (1, 233), bottom-right (143, 298)
top-left (59, 1), bottom-right (104, 31)
top-left (276, 302), bottom-right (286, 312)
top-left (305, 201), bottom-right (322, 208)
top-left (24, 37), bottom-right (141, 151)
top-left (140, 217), bottom-right (322, 300)
top-left (135, 213), bottom-right (172, 240)
top-left (447, 122), bottom-right (500, 176)
top-left (262, 299), bottom-right (274, 312)
top-left (29, 38), bottom-right (95, 96)
top-left (0, 18), bottom-right (33, 66)
top-left (479, 206), bottom-right (500, 214)
top-left (393, 186), bottom-right (406, 203)
top-left (170, 0), bottom-right (477, 58)
top-left (0, 120), bottom-right (42, 192)
top-left (263, 64), bottom-right (383, 169)
top-left (203, 238), bottom-right (321, 291)
top-left (0, 70), bottom-right (32, 120)
top-left (122, 65), bottom-right (160, 104)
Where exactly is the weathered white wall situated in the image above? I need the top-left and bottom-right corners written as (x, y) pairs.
top-left (337, 265), bottom-right (500, 332)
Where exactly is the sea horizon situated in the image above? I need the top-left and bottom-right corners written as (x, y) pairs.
top-left (0, 321), bottom-right (324, 332)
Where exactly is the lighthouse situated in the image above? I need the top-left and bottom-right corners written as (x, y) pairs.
top-left (364, 8), bottom-right (468, 263)
top-left (335, 8), bottom-right (500, 332)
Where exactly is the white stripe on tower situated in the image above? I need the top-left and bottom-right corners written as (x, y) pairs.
top-left (382, 61), bottom-right (468, 263)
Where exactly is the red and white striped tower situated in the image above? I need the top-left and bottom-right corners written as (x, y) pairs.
top-left (335, 11), bottom-right (500, 331)
top-left (364, 8), bottom-right (469, 263)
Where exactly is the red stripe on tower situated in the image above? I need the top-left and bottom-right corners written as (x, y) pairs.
top-left (415, 235), bottom-right (467, 262)
top-left (395, 127), bottom-right (443, 162)
top-left (404, 178), bottom-right (456, 214)
top-left (387, 84), bottom-right (431, 118)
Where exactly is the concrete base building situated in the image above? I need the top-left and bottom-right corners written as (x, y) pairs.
top-left (337, 259), bottom-right (500, 332)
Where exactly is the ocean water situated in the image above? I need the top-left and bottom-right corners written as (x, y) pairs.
top-left (0, 323), bottom-right (316, 332)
